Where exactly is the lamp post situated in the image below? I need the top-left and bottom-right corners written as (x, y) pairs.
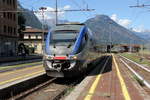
top-left (39, 7), bottom-right (47, 55)
top-left (129, 39), bottom-right (132, 53)
top-left (109, 21), bottom-right (112, 53)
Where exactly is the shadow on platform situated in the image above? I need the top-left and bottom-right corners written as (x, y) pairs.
top-left (87, 55), bottom-right (112, 76)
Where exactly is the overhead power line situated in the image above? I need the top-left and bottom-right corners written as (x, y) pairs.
top-left (129, 0), bottom-right (150, 8)
top-left (0, 9), bottom-right (94, 13)
top-left (54, 0), bottom-right (94, 25)
top-left (129, 4), bottom-right (150, 8)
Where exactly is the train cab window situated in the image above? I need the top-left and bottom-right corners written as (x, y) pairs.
top-left (51, 30), bottom-right (79, 46)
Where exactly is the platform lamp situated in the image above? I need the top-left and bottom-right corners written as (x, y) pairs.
top-left (109, 21), bottom-right (112, 53)
top-left (39, 7), bottom-right (47, 55)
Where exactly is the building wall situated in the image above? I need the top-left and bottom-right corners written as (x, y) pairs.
top-left (0, 0), bottom-right (18, 56)
top-left (20, 32), bottom-right (43, 54)
top-left (19, 41), bottom-right (43, 55)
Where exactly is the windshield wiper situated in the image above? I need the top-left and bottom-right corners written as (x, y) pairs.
top-left (53, 44), bottom-right (56, 48)
top-left (67, 43), bottom-right (72, 48)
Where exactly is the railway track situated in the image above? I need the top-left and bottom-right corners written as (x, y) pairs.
top-left (120, 55), bottom-right (150, 72)
top-left (119, 55), bottom-right (150, 88)
top-left (0, 74), bottom-right (82, 100)
top-left (0, 55), bottom-right (109, 100)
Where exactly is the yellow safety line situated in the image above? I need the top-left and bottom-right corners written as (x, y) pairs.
top-left (0, 62), bottom-right (42, 70)
top-left (113, 54), bottom-right (131, 100)
top-left (84, 57), bottom-right (109, 100)
top-left (0, 70), bottom-right (44, 85)
top-left (84, 74), bottom-right (102, 100)
top-left (0, 65), bottom-right (43, 77)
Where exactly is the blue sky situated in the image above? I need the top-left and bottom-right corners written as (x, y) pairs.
top-left (19, 0), bottom-right (150, 32)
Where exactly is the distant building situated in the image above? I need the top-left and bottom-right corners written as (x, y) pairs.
top-left (119, 44), bottom-right (141, 52)
top-left (0, 0), bottom-right (18, 56)
top-left (19, 27), bottom-right (48, 54)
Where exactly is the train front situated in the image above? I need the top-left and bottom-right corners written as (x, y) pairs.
top-left (43, 24), bottom-right (86, 77)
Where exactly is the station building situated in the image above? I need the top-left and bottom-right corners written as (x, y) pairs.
top-left (19, 27), bottom-right (48, 55)
top-left (0, 0), bottom-right (18, 56)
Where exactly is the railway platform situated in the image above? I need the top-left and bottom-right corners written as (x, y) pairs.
top-left (0, 65), bottom-right (45, 89)
top-left (0, 55), bottom-right (42, 63)
top-left (65, 55), bottom-right (150, 100)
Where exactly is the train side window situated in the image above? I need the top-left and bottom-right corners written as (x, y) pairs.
top-left (76, 33), bottom-right (88, 53)
top-left (80, 34), bottom-right (87, 49)
top-left (85, 33), bottom-right (88, 41)
top-left (82, 33), bottom-right (88, 46)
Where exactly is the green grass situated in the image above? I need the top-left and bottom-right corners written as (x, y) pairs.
top-left (120, 53), bottom-right (150, 67)
top-left (133, 75), bottom-right (145, 87)
top-left (139, 49), bottom-right (150, 55)
top-left (0, 61), bottom-right (42, 70)
top-left (64, 87), bottom-right (75, 96)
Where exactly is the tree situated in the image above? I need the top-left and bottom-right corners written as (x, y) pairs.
top-left (18, 12), bottom-right (26, 39)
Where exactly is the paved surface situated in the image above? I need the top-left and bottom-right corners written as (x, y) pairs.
top-left (0, 55), bottom-right (42, 63)
top-left (0, 65), bottom-right (45, 89)
top-left (65, 55), bottom-right (149, 100)
top-left (0, 59), bottom-right (41, 66)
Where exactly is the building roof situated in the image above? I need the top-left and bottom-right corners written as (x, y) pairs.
top-left (23, 27), bottom-right (48, 33)
top-left (119, 44), bottom-right (140, 47)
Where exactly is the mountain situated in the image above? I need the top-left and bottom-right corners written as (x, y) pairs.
top-left (133, 31), bottom-right (150, 42)
top-left (18, 3), bottom-right (42, 29)
top-left (43, 19), bottom-right (69, 28)
top-left (85, 15), bottom-right (145, 45)
top-left (133, 31), bottom-right (150, 49)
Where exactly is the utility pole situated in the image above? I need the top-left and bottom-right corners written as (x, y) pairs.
top-left (129, 0), bottom-right (149, 57)
top-left (54, 0), bottom-right (94, 26)
top-left (39, 7), bottom-right (47, 54)
top-left (0, 0), bottom-right (94, 26)
top-left (55, 0), bottom-right (58, 25)
top-left (129, 39), bottom-right (132, 53)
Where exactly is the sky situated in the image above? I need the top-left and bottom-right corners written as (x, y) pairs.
top-left (19, 0), bottom-right (150, 32)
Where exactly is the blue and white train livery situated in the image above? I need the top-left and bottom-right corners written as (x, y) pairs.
top-left (43, 23), bottom-right (105, 77)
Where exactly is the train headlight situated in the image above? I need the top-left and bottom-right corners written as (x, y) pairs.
top-left (45, 55), bottom-right (53, 60)
top-left (70, 56), bottom-right (77, 60)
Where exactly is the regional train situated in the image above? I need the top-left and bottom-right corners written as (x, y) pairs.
top-left (43, 23), bottom-right (107, 77)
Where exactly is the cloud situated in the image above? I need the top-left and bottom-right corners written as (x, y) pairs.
top-left (132, 25), bottom-right (145, 32)
top-left (63, 5), bottom-right (71, 10)
top-left (110, 14), bottom-right (149, 33)
top-left (35, 5), bottom-right (71, 21)
top-left (110, 14), bottom-right (131, 28)
top-left (111, 14), bottom-right (117, 22)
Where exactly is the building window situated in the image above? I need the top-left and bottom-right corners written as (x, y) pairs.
top-left (7, 0), bottom-right (11, 5)
top-left (10, 27), bottom-right (12, 34)
top-left (3, 0), bottom-right (5, 3)
top-left (7, 0), bottom-right (9, 5)
top-left (29, 35), bottom-right (31, 39)
top-left (4, 26), bottom-right (7, 33)
top-left (14, 28), bottom-right (16, 35)
top-left (8, 26), bottom-right (10, 34)
top-left (3, 12), bottom-right (6, 18)
top-left (10, 0), bottom-right (12, 5)
top-left (36, 35), bottom-right (38, 39)
top-left (13, 14), bottom-right (16, 21)
top-left (7, 12), bottom-right (9, 19)
top-left (10, 13), bottom-right (12, 19)
top-left (13, 0), bottom-right (16, 8)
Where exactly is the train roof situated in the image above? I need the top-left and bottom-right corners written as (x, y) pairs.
top-left (51, 24), bottom-right (85, 32)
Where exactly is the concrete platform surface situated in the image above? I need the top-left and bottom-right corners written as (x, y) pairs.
top-left (0, 65), bottom-right (45, 89)
top-left (65, 55), bottom-right (149, 100)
